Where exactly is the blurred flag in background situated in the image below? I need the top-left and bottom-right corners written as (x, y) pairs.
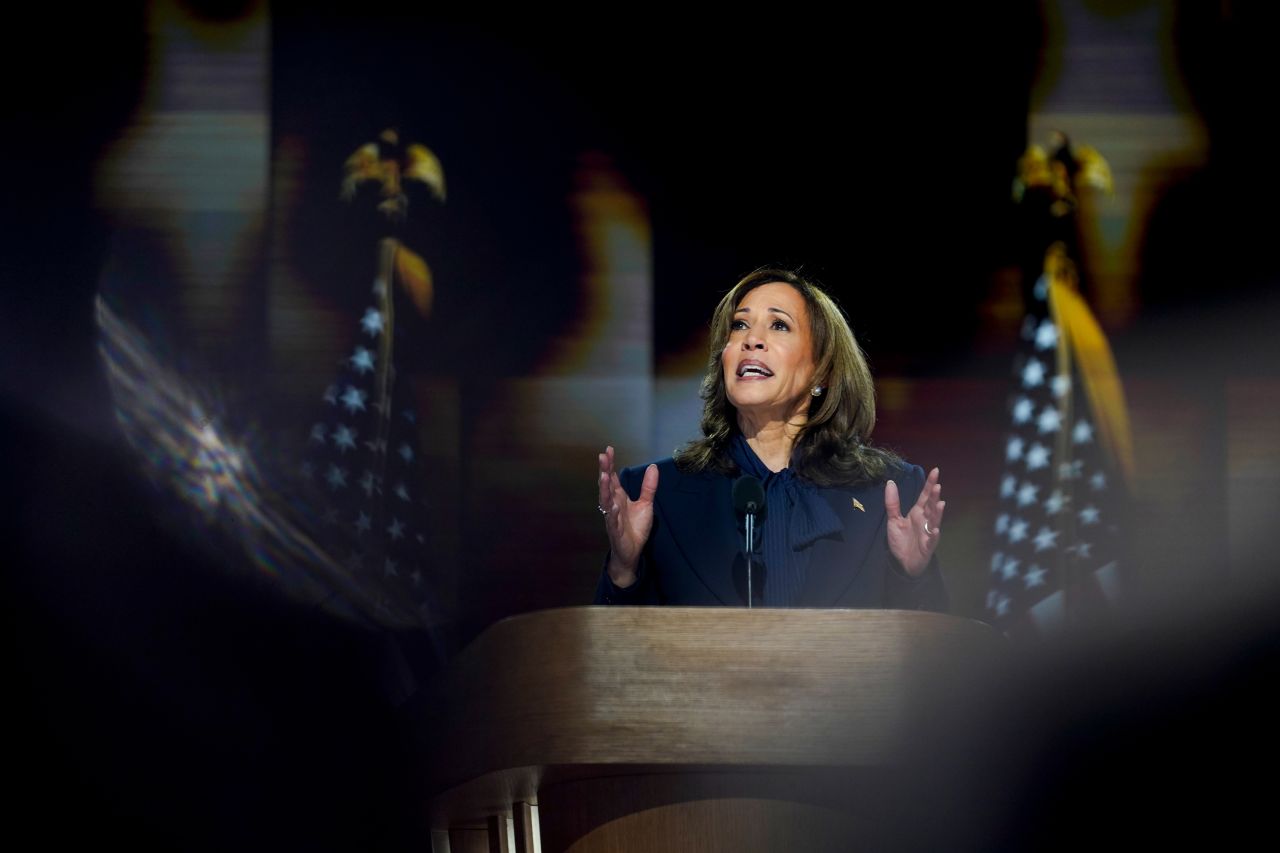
top-left (986, 137), bottom-right (1134, 638)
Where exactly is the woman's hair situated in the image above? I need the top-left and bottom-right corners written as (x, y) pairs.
top-left (674, 267), bottom-right (900, 486)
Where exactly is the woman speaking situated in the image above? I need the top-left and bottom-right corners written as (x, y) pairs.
top-left (595, 268), bottom-right (947, 610)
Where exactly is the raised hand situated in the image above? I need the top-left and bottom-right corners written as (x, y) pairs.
top-left (598, 446), bottom-right (659, 588)
top-left (885, 467), bottom-right (945, 577)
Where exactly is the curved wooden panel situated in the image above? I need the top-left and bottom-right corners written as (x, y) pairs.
top-left (422, 608), bottom-right (1004, 797)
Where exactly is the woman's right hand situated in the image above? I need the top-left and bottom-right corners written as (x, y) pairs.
top-left (598, 446), bottom-right (659, 589)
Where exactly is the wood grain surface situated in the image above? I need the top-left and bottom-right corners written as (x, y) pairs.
top-left (420, 607), bottom-right (1005, 842)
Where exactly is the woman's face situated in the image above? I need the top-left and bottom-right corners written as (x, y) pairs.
top-left (721, 282), bottom-right (817, 424)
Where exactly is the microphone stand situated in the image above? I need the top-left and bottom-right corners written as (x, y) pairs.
top-left (733, 475), bottom-right (764, 609)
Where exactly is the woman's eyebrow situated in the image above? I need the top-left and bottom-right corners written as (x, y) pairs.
top-left (734, 306), bottom-right (794, 320)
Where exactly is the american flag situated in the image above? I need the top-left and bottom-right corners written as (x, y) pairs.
top-left (299, 129), bottom-right (447, 643)
top-left (986, 139), bottom-right (1132, 638)
top-left (299, 250), bottom-right (439, 635)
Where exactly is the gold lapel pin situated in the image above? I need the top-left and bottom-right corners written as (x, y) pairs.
top-left (851, 498), bottom-right (865, 512)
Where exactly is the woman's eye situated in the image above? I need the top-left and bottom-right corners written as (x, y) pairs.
top-left (730, 319), bottom-right (748, 331)
top-left (771, 320), bottom-right (789, 331)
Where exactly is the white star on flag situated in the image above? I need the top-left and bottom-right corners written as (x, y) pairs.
top-left (394, 483), bottom-right (410, 501)
top-left (1045, 489), bottom-right (1067, 514)
top-left (1024, 564), bottom-right (1047, 588)
top-left (1006, 436), bottom-right (1025, 463)
top-left (325, 464), bottom-right (348, 490)
top-left (1078, 505), bottom-right (1101, 525)
top-left (1033, 526), bottom-right (1059, 551)
top-left (349, 346), bottom-right (375, 374)
top-left (355, 511), bottom-right (371, 534)
top-left (1008, 518), bottom-right (1029, 543)
top-left (310, 423), bottom-right (327, 443)
top-left (1090, 471), bottom-right (1108, 491)
top-left (384, 557), bottom-right (398, 577)
top-left (1051, 375), bottom-right (1072, 398)
top-left (1001, 557), bottom-right (1021, 580)
top-left (1034, 319), bottom-right (1058, 350)
top-left (1012, 396), bottom-right (1034, 424)
top-left (331, 424), bottom-right (357, 452)
top-left (1001, 475), bottom-right (1018, 499)
top-left (1016, 482), bottom-right (1039, 507)
top-left (322, 385), bottom-right (339, 405)
top-left (1022, 358), bottom-right (1045, 388)
top-left (398, 443), bottom-right (414, 463)
top-left (1036, 406), bottom-right (1062, 434)
top-left (340, 386), bottom-right (367, 414)
top-left (387, 518), bottom-right (405, 540)
top-left (995, 514), bottom-right (1010, 535)
top-left (1032, 274), bottom-right (1049, 300)
top-left (1073, 420), bottom-right (1094, 444)
top-left (1025, 443), bottom-right (1050, 471)
top-left (360, 307), bottom-right (384, 337)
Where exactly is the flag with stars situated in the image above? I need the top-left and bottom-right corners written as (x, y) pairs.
top-left (987, 137), bottom-right (1134, 638)
top-left (299, 255), bottom-right (439, 635)
top-left (296, 129), bottom-right (448, 652)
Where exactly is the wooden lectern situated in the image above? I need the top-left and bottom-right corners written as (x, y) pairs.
top-left (420, 607), bottom-right (1003, 852)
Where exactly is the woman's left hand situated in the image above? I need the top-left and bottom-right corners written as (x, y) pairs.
top-left (885, 467), bottom-right (945, 577)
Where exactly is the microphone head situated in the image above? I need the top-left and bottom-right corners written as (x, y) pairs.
top-left (732, 475), bottom-right (766, 517)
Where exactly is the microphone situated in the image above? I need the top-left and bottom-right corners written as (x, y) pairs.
top-left (732, 476), bottom-right (766, 608)
top-left (732, 475), bottom-right (765, 518)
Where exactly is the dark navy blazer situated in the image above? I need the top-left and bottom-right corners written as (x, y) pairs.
top-left (594, 458), bottom-right (948, 610)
